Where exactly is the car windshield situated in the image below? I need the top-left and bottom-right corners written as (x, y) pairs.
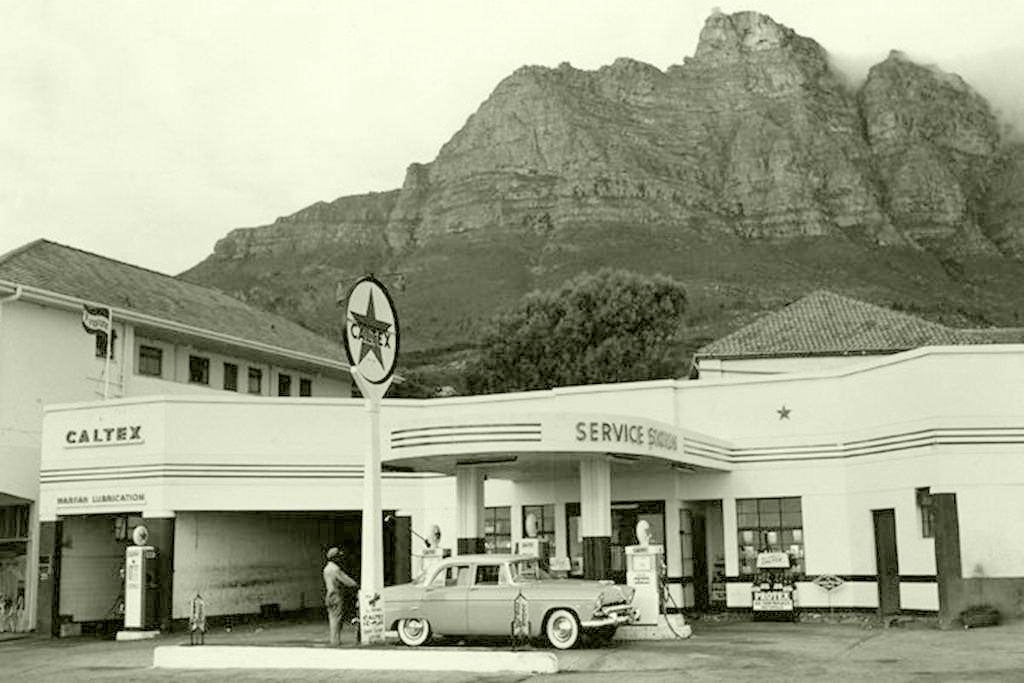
top-left (509, 559), bottom-right (552, 582)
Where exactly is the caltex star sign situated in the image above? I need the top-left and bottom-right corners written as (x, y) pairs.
top-left (343, 276), bottom-right (399, 386)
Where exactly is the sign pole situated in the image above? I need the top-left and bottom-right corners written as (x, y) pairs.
top-left (352, 370), bottom-right (387, 645)
top-left (341, 275), bottom-right (399, 646)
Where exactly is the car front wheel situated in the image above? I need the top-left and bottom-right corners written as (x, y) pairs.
top-left (396, 617), bottom-right (431, 647)
top-left (545, 609), bottom-right (580, 649)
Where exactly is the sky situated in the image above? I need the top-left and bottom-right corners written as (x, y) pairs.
top-left (2, 0), bottom-right (1023, 275)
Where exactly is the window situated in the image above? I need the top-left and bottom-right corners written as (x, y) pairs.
top-left (522, 504), bottom-right (555, 548)
top-left (299, 378), bottom-right (313, 397)
top-left (94, 330), bottom-right (117, 359)
top-left (0, 505), bottom-right (30, 539)
top-left (917, 487), bottom-right (935, 538)
top-left (188, 355), bottom-right (209, 385)
top-left (138, 345), bottom-right (162, 377)
top-left (248, 368), bottom-right (262, 394)
top-left (475, 564), bottom-right (501, 586)
top-left (429, 564), bottom-right (471, 588)
top-left (278, 373), bottom-right (291, 396)
top-left (737, 497), bottom-right (804, 577)
top-left (223, 363), bottom-right (238, 391)
top-left (484, 506), bottom-right (512, 554)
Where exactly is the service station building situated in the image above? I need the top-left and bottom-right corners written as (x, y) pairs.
top-left (37, 338), bottom-right (1024, 632)
top-left (4, 241), bottom-right (1024, 635)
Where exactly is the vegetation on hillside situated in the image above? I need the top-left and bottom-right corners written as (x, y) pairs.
top-left (465, 269), bottom-right (689, 394)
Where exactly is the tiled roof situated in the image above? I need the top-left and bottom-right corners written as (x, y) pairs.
top-left (0, 239), bottom-right (346, 365)
top-left (696, 290), bottom-right (1023, 359)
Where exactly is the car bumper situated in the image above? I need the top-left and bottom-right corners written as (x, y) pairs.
top-left (580, 608), bottom-right (638, 629)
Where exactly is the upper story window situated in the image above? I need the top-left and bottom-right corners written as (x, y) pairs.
top-left (278, 373), bottom-right (291, 397)
top-left (94, 331), bottom-right (117, 359)
top-left (189, 355), bottom-right (210, 385)
top-left (299, 378), bottom-right (312, 397)
top-left (138, 345), bottom-right (162, 377)
top-left (223, 363), bottom-right (238, 391)
top-left (248, 367), bottom-right (262, 394)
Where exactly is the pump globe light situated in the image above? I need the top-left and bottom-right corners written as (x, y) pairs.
top-left (635, 520), bottom-right (651, 547)
top-left (525, 512), bottom-right (539, 538)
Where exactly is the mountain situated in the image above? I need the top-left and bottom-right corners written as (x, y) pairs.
top-left (181, 11), bottom-right (1024, 388)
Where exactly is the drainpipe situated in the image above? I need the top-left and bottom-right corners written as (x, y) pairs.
top-left (0, 284), bottom-right (25, 355)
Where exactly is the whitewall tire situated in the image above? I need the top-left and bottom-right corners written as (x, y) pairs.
top-left (545, 609), bottom-right (580, 649)
top-left (396, 617), bottom-right (431, 647)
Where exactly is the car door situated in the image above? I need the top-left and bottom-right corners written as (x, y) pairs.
top-left (466, 561), bottom-right (519, 635)
top-left (421, 563), bottom-right (470, 635)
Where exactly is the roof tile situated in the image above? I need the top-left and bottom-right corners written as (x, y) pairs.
top-left (0, 239), bottom-right (344, 363)
top-left (697, 290), bottom-right (1021, 359)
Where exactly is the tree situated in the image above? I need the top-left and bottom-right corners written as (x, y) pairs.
top-left (466, 269), bottom-right (688, 394)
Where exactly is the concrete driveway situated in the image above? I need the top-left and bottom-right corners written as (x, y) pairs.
top-left (3, 617), bottom-right (1023, 681)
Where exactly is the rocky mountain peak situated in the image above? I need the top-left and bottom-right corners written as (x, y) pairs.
top-left (183, 10), bottom-right (1024, 361)
top-left (694, 11), bottom-right (827, 70)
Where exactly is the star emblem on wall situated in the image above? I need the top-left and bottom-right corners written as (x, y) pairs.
top-left (350, 292), bottom-right (393, 369)
top-left (777, 405), bottom-right (792, 420)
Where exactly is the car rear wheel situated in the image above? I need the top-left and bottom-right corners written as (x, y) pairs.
top-left (396, 617), bottom-right (431, 647)
top-left (545, 609), bottom-right (580, 649)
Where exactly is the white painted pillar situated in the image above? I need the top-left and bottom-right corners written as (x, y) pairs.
top-left (455, 467), bottom-right (485, 554)
top-left (579, 457), bottom-right (611, 579)
top-left (24, 501), bottom-right (39, 632)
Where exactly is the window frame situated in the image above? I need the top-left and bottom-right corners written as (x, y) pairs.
top-left (917, 487), bottom-right (935, 538)
top-left (137, 345), bottom-right (162, 377)
top-left (299, 378), bottom-right (313, 397)
top-left (736, 496), bottom-right (804, 577)
top-left (278, 373), bottom-right (292, 397)
top-left (223, 362), bottom-right (238, 391)
top-left (484, 506), bottom-right (512, 554)
top-left (522, 504), bottom-right (556, 546)
top-left (248, 367), bottom-right (263, 395)
top-left (188, 355), bottom-right (210, 385)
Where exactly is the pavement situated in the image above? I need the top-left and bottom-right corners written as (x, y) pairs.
top-left (2, 616), bottom-right (1024, 681)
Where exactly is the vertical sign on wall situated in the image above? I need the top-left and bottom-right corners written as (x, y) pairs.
top-left (342, 275), bottom-right (399, 645)
top-left (81, 304), bottom-right (114, 399)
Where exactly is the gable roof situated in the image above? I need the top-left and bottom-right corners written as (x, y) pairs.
top-left (696, 290), bottom-right (1023, 360)
top-left (0, 239), bottom-right (346, 368)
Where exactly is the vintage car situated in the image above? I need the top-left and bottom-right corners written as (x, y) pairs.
top-left (382, 553), bottom-right (636, 649)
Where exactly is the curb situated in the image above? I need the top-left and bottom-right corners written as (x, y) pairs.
top-left (153, 645), bottom-right (559, 673)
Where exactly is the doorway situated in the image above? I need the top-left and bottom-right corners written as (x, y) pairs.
top-left (680, 508), bottom-right (710, 610)
top-left (679, 501), bottom-right (724, 611)
top-left (872, 508), bottom-right (900, 615)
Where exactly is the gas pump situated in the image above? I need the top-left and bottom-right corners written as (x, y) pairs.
top-left (625, 520), bottom-right (664, 625)
top-left (123, 525), bottom-right (157, 630)
top-left (514, 512), bottom-right (550, 566)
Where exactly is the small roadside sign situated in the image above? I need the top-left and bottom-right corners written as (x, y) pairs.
top-left (813, 574), bottom-right (844, 592)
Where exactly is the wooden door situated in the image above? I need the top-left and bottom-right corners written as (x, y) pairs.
top-left (872, 509), bottom-right (900, 616)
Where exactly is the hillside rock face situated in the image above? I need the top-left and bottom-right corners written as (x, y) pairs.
top-left (183, 10), bottom-right (1024, 358)
top-left (860, 51), bottom-right (1002, 254)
